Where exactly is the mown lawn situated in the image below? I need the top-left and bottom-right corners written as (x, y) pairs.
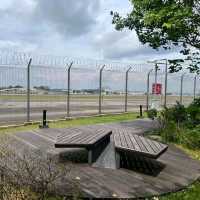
top-left (0, 112), bottom-right (139, 134)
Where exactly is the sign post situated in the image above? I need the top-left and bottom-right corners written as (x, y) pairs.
top-left (151, 83), bottom-right (162, 109)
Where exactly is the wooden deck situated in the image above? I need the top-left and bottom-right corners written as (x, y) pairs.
top-left (10, 119), bottom-right (200, 199)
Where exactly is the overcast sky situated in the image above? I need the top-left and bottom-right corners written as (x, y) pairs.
top-left (0, 0), bottom-right (197, 94)
top-left (0, 0), bottom-right (184, 62)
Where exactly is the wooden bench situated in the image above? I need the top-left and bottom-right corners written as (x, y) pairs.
top-left (55, 127), bottom-right (112, 164)
top-left (114, 129), bottom-right (168, 168)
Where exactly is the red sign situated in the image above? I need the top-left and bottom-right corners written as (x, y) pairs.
top-left (152, 83), bottom-right (162, 95)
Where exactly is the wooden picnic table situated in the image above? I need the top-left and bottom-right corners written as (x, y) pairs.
top-left (55, 127), bottom-right (112, 164)
top-left (114, 129), bottom-right (168, 168)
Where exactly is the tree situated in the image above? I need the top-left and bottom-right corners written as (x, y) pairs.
top-left (111, 0), bottom-right (200, 73)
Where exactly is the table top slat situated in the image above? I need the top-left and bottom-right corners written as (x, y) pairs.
top-left (122, 130), bottom-right (135, 150)
top-left (118, 130), bottom-right (127, 148)
top-left (55, 128), bottom-right (112, 148)
top-left (113, 131), bottom-right (121, 147)
top-left (139, 136), bottom-right (155, 155)
top-left (72, 129), bottom-right (104, 144)
top-left (128, 133), bottom-right (141, 151)
top-left (144, 137), bottom-right (159, 154)
top-left (114, 129), bottom-right (168, 159)
top-left (133, 135), bottom-right (148, 153)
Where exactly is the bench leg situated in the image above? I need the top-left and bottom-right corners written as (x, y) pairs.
top-left (87, 134), bottom-right (111, 165)
top-left (115, 151), bottom-right (120, 169)
top-left (88, 150), bottom-right (93, 164)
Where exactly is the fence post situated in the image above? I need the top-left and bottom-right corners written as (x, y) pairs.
top-left (99, 65), bottom-right (105, 115)
top-left (155, 63), bottom-right (159, 86)
top-left (146, 69), bottom-right (153, 111)
top-left (27, 58), bottom-right (32, 122)
top-left (39, 110), bottom-right (49, 128)
top-left (140, 105), bottom-right (143, 117)
top-left (125, 67), bottom-right (132, 112)
top-left (194, 75), bottom-right (197, 100)
top-left (164, 59), bottom-right (168, 108)
top-left (67, 62), bottom-right (73, 117)
top-left (180, 73), bottom-right (186, 105)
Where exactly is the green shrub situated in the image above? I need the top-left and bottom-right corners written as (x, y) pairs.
top-left (157, 98), bottom-right (200, 148)
top-left (181, 126), bottom-right (200, 150)
top-left (187, 98), bottom-right (200, 126)
top-left (192, 97), bottom-right (200, 107)
top-left (147, 109), bottom-right (157, 120)
top-left (171, 102), bottom-right (187, 125)
top-left (161, 121), bottom-right (179, 143)
top-left (160, 102), bottom-right (187, 124)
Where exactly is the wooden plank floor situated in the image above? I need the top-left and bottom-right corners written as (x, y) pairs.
top-left (11, 119), bottom-right (200, 199)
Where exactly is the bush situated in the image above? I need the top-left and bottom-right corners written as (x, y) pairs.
top-left (187, 98), bottom-right (200, 126)
top-left (170, 102), bottom-right (187, 125)
top-left (0, 135), bottom-right (79, 200)
top-left (158, 104), bottom-right (187, 143)
top-left (161, 121), bottom-right (179, 143)
top-left (147, 109), bottom-right (157, 120)
top-left (157, 98), bottom-right (200, 148)
top-left (192, 97), bottom-right (200, 107)
top-left (181, 126), bottom-right (200, 150)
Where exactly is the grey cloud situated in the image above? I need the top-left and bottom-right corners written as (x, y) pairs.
top-left (93, 30), bottom-right (181, 61)
top-left (0, 0), bottom-right (47, 44)
top-left (0, 0), bottom-right (101, 50)
top-left (34, 0), bottom-right (101, 37)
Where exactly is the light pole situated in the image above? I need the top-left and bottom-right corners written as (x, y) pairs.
top-left (155, 63), bottom-right (159, 86)
top-left (146, 69), bottom-right (153, 111)
top-left (164, 59), bottom-right (168, 108)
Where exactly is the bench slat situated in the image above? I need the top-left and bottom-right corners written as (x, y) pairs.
top-left (139, 135), bottom-right (155, 154)
top-left (128, 133), bottom-right (141, 151)
top-left (67, 129), bottom-right (105, 144)
top-left (144, 137), bottom-right (159, 153)
top-left (123, 130), bottom-right (135, 150)
top-left (134, 135), bottom-right (149, 153)
top-left (114, 129), bottom-right (168, 159)
top-left (55, 128), bottom-right (112, 148)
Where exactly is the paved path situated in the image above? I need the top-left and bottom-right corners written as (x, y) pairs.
top-left (9, 119), bottom-right (200, 199)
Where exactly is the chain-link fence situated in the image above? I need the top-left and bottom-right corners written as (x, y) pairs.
top-left (0, 50), bottom-right (199, 126)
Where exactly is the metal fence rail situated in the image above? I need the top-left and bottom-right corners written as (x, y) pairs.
top-left (0, 50), bottom-right (199, 126)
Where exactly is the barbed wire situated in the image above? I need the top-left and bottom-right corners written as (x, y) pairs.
top-left (0, 49), bottom-right (156, 73)
top-left (0, 49), bottom-right (196, 76)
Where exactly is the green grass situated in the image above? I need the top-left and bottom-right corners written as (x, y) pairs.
top-left (158, 182), bottom-right (200, 200)
top-left (0, 112), bottom-right (139, 135)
